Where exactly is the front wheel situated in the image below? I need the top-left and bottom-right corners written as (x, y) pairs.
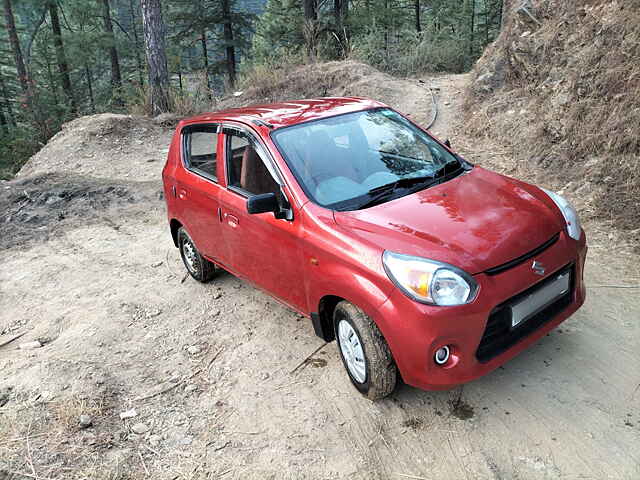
top-left (334, 301), bottom-right (397, 400)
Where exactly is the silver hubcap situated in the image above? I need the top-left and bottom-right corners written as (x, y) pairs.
top-left (182, 240), bottom-right (198, 273)
top-left (338, 320), bottom-right (366, 384)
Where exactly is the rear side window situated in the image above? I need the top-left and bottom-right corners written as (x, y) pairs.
top-left (183, 125), bottom-right (219, 181)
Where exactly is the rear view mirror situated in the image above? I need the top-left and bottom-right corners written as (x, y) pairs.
top-left (444, 139), bottom-right (452, 148)
top-left (247, 192), bottom-right (279, 215)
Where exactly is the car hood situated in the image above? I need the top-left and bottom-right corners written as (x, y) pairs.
top-left (333, 167), bottom-right (564, 274)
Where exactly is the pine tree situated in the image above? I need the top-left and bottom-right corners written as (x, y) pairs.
top-left (141, 0), bottom-right (171, 115)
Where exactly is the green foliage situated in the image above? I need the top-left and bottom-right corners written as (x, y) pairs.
top-left (0, 0), bottom-right (504, 179)
top-left (250, 0), bottom-right (504, 75)
top-left (351, 29), bottom-right (469, 75)
top-left (0, 127), bottom-right (41, 180)
top-left (251, 0), bottom-right (304, 63)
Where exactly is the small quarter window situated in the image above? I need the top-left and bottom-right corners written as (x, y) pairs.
top-left (183, 126), bottom-right (218, 181)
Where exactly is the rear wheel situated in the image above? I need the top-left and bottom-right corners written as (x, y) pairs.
top-left (178, 227), bottom-right (216, 283)
top-left (334, 301), bottom-right (397, 400)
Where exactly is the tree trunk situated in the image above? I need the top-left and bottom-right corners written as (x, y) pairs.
top-left (303, 0), bottom-right (316, 20)
top-left (0, 103), bottom-right (7, 133)
top-left (48, 0), bottom-right (75, 111)
top-left (100, 0), bottom-right (123, 106)
top-left (342, 0), bottom-right (349, 39)
top-left (222, 0), bottom-right (236, 87)
top-left (129, 0), bottom-right (144, 86)
top-left (469, 0), bottom-right (476, 59)
top-left (384, 0), bottom-right (389, 55)
top-left (45, 44), bottom-right (59, 105)
top-left (141, 0), bottom-right (171, 115)
top-left (2, 0), bottom-right (29, 94)
top-left (303, 0), bottom-right (317, 58)
top-left (485, 1), bottom-right (490, 45)
top-left (85, 64), bottom-right (96, 113)
top-left (501, 0), bottom-right (510, 30)
top-left (200, 30), bottom-right (212, 97)
top-left (0, 74), bottom-right (16, 126)
top-left (415, 0), bottom-right (421, 33)
top-left (334, 0), bottom-right (342, 29)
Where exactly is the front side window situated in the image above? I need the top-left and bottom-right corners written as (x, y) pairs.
top-left (271, 108), bottom-right (463, 210)
top-left (183, 126), bottom-right (218, 181)
top-left (225, 130), bottom-right (280, 196)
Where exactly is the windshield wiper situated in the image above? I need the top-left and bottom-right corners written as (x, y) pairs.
top-left (432, 161), bottom-right (459, 177)
top-left (376, 150), bottom-right (425, 163)
top-left (354, 163), bottom-right (466, 210)
top-left (356, 176), bottom-right (435, 210)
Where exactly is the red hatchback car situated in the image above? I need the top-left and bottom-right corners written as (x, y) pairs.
top-left (162, 97), bottom-right (587, 400)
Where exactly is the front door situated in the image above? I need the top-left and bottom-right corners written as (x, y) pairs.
top-left (217, 126), bottom-right (307, 313)
top-left (174, 124), bottom-right (224, 262)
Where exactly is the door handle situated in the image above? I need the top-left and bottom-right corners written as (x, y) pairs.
top-left (178, 189), bottom-right (187, 200)
top-left (224, 213), bottom-right (239, 228)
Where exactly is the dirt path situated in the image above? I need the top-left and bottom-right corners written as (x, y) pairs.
top-left (1, 76), bottom-right (639, 480)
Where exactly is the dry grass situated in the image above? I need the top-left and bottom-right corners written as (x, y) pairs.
top-left (217, 59), bottom-right (412, 112)
top-left (463, 0), bottom-right (640, 249)
top-left (0, 393), bottom-right (142, 479)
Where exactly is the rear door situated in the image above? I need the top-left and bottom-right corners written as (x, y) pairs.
top-left (174, 124), bottom-right (225, 262)
top-left (217, 125), bottom-right (307, 313)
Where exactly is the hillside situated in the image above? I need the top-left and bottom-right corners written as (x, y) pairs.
top-left (463, 0), bottom-right (640, 249)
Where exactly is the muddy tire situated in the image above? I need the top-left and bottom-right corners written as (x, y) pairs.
top-left (178, 227), bottom-right (216, 283)
top-left (334, 301), bottom-right (397, 400)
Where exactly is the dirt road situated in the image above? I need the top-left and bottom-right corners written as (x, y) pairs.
top-left (1, 74), bottom-right (639, 480)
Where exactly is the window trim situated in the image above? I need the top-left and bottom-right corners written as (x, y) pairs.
top-left (181, 123), bottom-right (222, 183)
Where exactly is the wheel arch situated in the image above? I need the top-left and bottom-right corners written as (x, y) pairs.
top-left (170, 219), bottom-right (183, 248)
top-left (311, 295), bottom-right (343, 342)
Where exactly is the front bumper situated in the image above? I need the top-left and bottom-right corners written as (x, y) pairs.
top-left (376, 230), bottom-right (587, 391)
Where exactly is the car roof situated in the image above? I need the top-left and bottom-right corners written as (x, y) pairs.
top-left (180, 97), bottom-right (386, 130)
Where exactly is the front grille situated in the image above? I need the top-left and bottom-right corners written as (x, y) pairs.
top-left (484, 233), bottom-right (560, 276)
top-left (476, 264), bottom-right (574, 363)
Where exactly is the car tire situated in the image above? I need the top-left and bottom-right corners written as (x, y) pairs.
top-left (178, 227), bottom-right (216, 283)
top-left (334, 301), bottom-right (397, 400)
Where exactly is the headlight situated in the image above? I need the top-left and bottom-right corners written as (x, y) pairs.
top-left (541, 188), bottom-right (582, 240)
top-left (382, 251), bottom-right (478, 306)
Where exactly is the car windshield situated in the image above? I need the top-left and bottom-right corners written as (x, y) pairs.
top-left (271, 108), bottom-right (463, 210)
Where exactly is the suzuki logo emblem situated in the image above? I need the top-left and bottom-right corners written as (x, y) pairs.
top-left (532, 260), bottom-right (546, 276)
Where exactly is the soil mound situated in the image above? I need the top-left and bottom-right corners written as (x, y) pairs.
top-left (17, 113), bottom-right (173, 182)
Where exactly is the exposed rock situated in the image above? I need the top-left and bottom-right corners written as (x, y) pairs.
top-left (131, 422), bottom-right (150, 434)
top-left (119, 408), bottom-right (138, 420)
top-left (187, 345), bottom-right (201, 355)
top-left (79, 414), bottom-right (93, 428)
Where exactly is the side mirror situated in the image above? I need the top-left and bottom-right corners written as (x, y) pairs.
top-left (444, 139), bottom-right (452, 148)
top-left (247, 192), bottom-right (279, 215)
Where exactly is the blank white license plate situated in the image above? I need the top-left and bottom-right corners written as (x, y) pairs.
top-left (511, 272), bottom-right (571, 328)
